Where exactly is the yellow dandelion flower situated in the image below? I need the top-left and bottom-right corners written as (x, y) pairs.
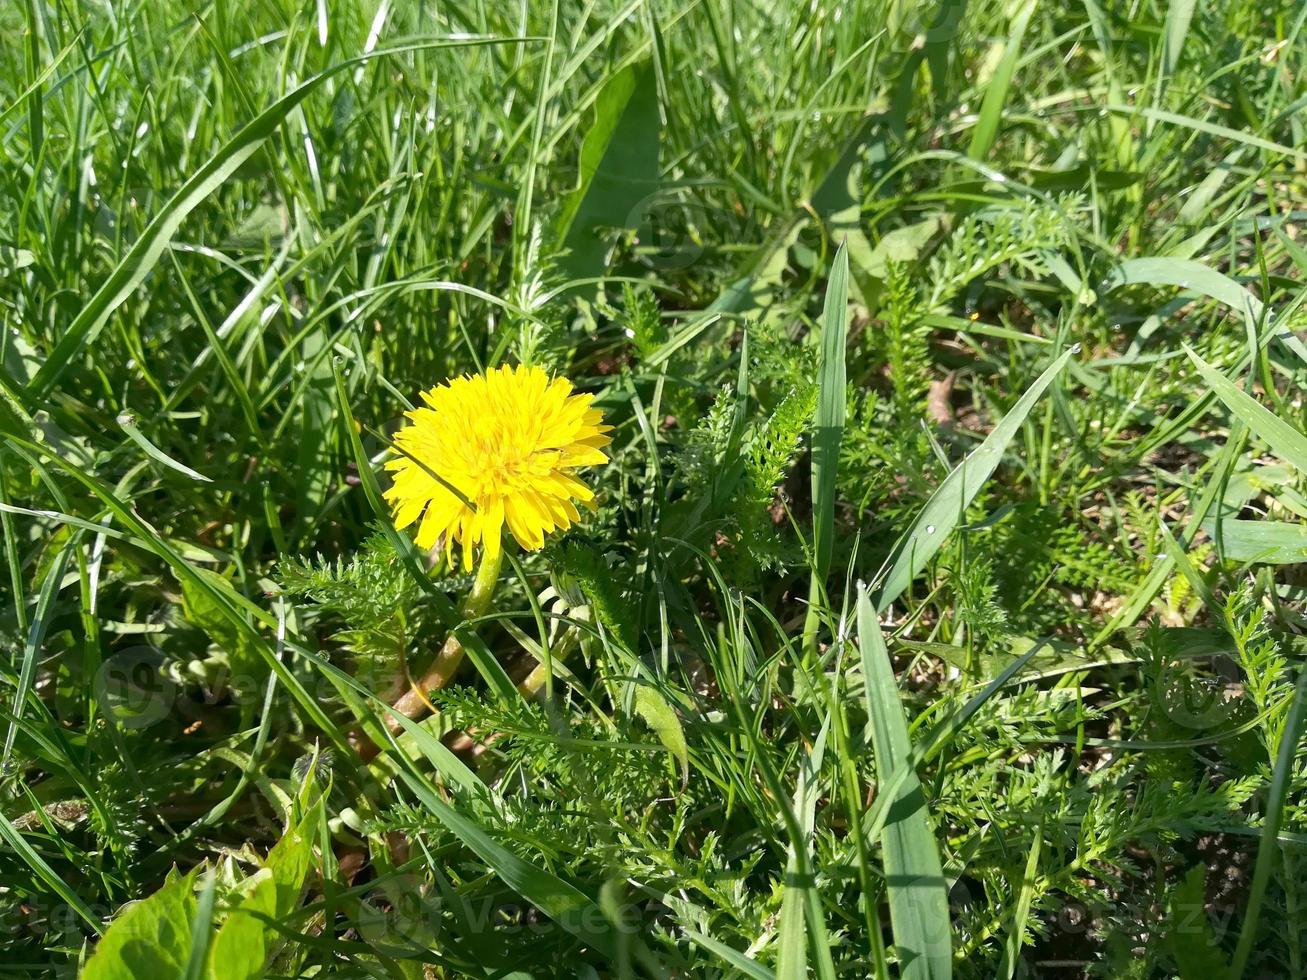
top-left (384, 364), bottom-right (612, 569)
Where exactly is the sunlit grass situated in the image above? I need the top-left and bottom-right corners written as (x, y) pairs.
top-left (2, 1), bottom-right (1306, 976)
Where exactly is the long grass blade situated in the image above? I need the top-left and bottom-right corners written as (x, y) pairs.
top-left (0, 428), bottom-right (341, 741)
top-left (1227, 663), bottom-right (1307, 977)
top-left (857, 585), bottom-right (951, 979)
top-left (397, 768), bottom-right (620, 961)
top-left (2, 540), bottom-right (72, 770)
top-left (1160, 0), bottom-right (1198, 83)
top-left (0, 808), bottom-right (103, 934)
top-left (874, 346), bottom-right (1077, 611)
top-left (803, 243), bottom-right (849, 652)
top-left (1185, 346), bottom-right (1307, 472)
top-left (26, 37), bottom-right (536, 400)
top-left (967, 0), bottom-right (1036, 161)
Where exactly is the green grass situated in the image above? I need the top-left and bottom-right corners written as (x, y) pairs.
top-left (2, 0), bottom-right (1306, 977)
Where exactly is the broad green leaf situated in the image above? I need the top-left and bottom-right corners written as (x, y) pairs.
top-left (83, 872), bottom-right (197, 980)
top-left (855, 217), bottom-right (941, 279)
top-left (696, 100), bottom-right (904, 327)
top-left (776, 857), bottom-right (808, 980)
top-left (204, 869), bottom-right (275, 980)
top-left (0, 243), bottom-right (35, 275)
top-left (179, 568), bottom-right (264, 695)
top-left (874, 346), bottom-right (1077, 611)
top-left (633, 684), bottom-right (689, 783)
top-left (263, 799), bottom-right (321, 922)
top-left (642, 218), bottom-right (800, 367)
top-left (897, 634), bottom-right (1134, 682)
top-left (1166, 866), bottom-right (1230, 978)
top-left (205, 801), bottom-right (320, 980)
top-left (857, 586), bottom-right (951, 979)
top-left (1203, 518), bottom-right (1307, 565)
top-left (556, 61), bottom-right (660, 280)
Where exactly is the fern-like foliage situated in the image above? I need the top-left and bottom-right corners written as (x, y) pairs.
top-left (735, 382), bottom-right (816, 571)
top-left (952, 554), bottom-right (1010, 642)
top-left (925, 197), bottom-right (1079, 310)
top-left (620, 282), bottom-right (667, 362)
top-left (1224, 581), bottom-right (1295, 758)
top-left (417, 685), bottom-right (680, 870)
top-left (510, 224), bottom-right (573, 373)
top-left (277, 533), bottom-right (445, 696)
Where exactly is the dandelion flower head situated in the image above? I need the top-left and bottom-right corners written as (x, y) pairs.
top-left (385, 364), bottom-right (611, 568)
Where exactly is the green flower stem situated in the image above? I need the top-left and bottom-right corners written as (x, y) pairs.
top-left (514, 626), bottom-right (578, 701)
top-left (357, 548), bottom-right (504, 760)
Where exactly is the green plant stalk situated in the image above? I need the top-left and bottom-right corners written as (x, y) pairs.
top-left (516, 628), bottom-right (578, 701)
top-left (1228, 660), bottom-right (1307, 978)
top-left (359, 547), bottom-right (504, 759)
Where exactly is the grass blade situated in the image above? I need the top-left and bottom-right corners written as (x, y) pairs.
top-left (117, 411), bottom-right (212, 482)
top-left (0, 808), bottom-right (103, 934)
top-left (1104, 258), bottom-right (1263, 333)
top-left (803, 243), bottom-right (849, 652)
top-left (181, 871), bottom-right (218, 980)
top-left (859, 640), bottom-right (1051, 855)
top-left (998, 823), bottom-right (1043, 977)
top-left (1109, 106), bottom-right (1307, 163)
top-left (26, 37), bottom-right (534, 401)
top-left (1227, 662), bottom-right (1307, 977)
top-left (0, 27), bottom-right (83, 129)
top-left (857, 584), bottom-right (951, 979)
top-left (683, 929), bottom-right (776, 979)
top-left (2, 540), bottom-right (72, 770)
top-left (777, 721), bottom-right (832, 980)
top-left (1160, 0), bottom-right (1197, 83)
top-left (0, 428), bottom-right (341, 742)
top-left (874, 346), bottom-right (1077, 611)
top-left (396, 769), bottom-right (620, 962)
top-left (1185, 346), bottom-right (1307, 472)
top-left (967, 0), bottom-right (1036, 161)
